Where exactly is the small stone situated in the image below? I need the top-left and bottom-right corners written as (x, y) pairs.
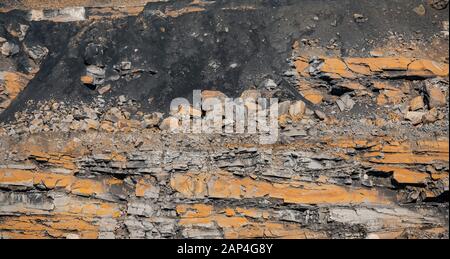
top-left (201, 90), bottom-right (227, 102)
top-left (336, 99), bottom-right (346, 112)
top-left (264, 79), bottom-right (278, 89)
top-left (70, 120), bottom-right (81, 131)
top-left (278, 114), bottom-right (291, 128)
top-left (409, 96), bottom-right (425, 111)
top-left (443, 21), bottom-right (449, 31)
top-left (121, 61), bottom-right (132, 70)
top-left (62, 115), bottom-right (74, 123)
top-left (428, 0), bottom-right (449, 10)
top-left (413, 4), bottom-right (426, 16)
top-left (26, 45), bottom-right (49, 62)
top-left (302, 89), bottom-right (323, 105)
top-left (353, 14), bottom-right (367, 23)
top-left (83, 107), bottom-right (98, 120)
top-left (98, 85), bottom-right (111, 95)
top-left (118, 95), bottom-right (127, 103)
top-left (337, 94), bottom-right (355, 111)
top-left (51, 102), bottom-right (59, 111)
top-left (31, 118), bottom-right (43, 127)
top-left (374, 118), bottom-right (386, 127)
top-left (289, 100), bottom-right (306, 121)
top-left (315, 110), bottom-right (327, 120)
top-left (442, 21), bottom-right (450, 37)
top-left (84, 119), bottom-right (99, 130)
top-left (66, 234), bottom-right (80, 239)
top-left (369, 51), bottom-right (383, 57)
top-left (86, 65), bottom-right (106, 85)
top-left (100, 121), bottom-right (115, 133)
top-left (142, 113), bottom-right (163, 128)
top-left (104, 107), bottom-right (124, 122)
top-left (284, 129), bottom-right (307, 137)
top-left (240, 89), bottom-right (261, 101)
top-left (172, 105), bottom-right (201, 118)
top-left (0, 37), bottom-right (6, 44)
top-left (0, 100), bottom-right (11, 109)
top-left (86, 65), bottom-right (105, 77)
top-left (18, 24), bottom-right (29, 41)
top-left (278, 101), bottom-right (291, 115)
top-left (159, 117), bottom-right (179, 131)
top-left (1, 42), bottom-right (20, 57)
top-left (423, 108), bottom-right (439, 123)
top-left (405, 111), bottom-right (425, 125)
top-left (426, 85), bottom-right (446, 108)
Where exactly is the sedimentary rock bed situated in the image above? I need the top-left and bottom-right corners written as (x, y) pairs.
top-left (0, 0), bottom-right (448, 239)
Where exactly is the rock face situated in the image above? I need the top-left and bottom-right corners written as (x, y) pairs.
top-left (0, 0), bottom-right (449, 239)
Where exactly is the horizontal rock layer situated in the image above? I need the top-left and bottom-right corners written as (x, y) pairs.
top-left (0, 131), bottom-right (448, 239)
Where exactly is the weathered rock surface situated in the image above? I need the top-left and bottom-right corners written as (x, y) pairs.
top-left (0, 0), bottom-right (448, 239)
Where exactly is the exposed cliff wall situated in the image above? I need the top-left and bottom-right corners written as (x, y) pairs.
top-left (0, 0), bottom-right (448, 239)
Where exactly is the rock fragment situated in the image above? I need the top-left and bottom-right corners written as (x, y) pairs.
top-left (29, 7), bottom-right (86, 22)
top-left (142, 113), bottom-right (164, 128)
top-left (81, 75), bottom-right (94, 85)
top-left (201, 90), bottom-right (227, 102)
top-left (118, 95), bottom-right (127, 104)
top-left (1, 42), bottom-right (19, 57)
top-left (336, 94), bottom-right (355, 112)
top-left (425, 85), bottom-right (446, 108)
top-left (278, 101), bottom-right (291, 115)
top-left (84, 119), bottom-right (99, 130)
top-left (25, 45), bottom-right (49, 63)
top-left (263, 79), bottom-right (278, 90)
top-left (315, 110), bottom-right (327, 120)
top-left (240, 90), bottom-right (261, 101)
top-left (289, 100), bottom-right (306, 121)
top-left (409, 96), bottom-right (425, 111)
top-left (86, 65), bottom-right (106, 86)
top-left (423, 108), bottom-right (439, 123)
top-left (353, 14), bottom-right (368, 23)
top-left (159, 117), bottom-right (179, 131)
top-left (428, 0), bottom-right (449, 10)
top-left (405, 111), bottom-right (426, 125)
top-left (413, 4), bottom-right (426, 16)
top-left (98, 85), bottom-right (111, 95)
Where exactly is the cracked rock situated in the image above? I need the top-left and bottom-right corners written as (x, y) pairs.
top-left (1, 42), bottom-right (19, 57)
top-left (336, 94), bottom-right (355, 112)
top-left (405, 111), bottom-right (426, 125)
top-left (25, 45), bottom-right (49, 63)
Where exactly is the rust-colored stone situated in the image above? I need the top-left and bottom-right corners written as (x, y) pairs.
top-left (320, 58), bottom-right (355, 79)
top-left (409, 96), bottom-right (425, 111)
top-left (171, 172), bottom-right (389, 205)
top-left (81, 75), bottom-right (94, 85)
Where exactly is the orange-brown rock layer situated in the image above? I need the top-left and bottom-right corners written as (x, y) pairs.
top-left (0, 132), bottom-right (447, 239)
